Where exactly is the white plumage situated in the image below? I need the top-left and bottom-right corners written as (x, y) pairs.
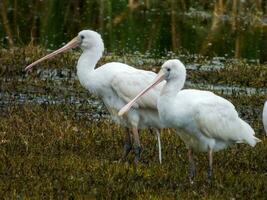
top-left (25, 30), bottom-right (165, 164)
top-left (119, 59), bottom-right (261, 182)
top-left (263, 101), bottom-right (267, 135)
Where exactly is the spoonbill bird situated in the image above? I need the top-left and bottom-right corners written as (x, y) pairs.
top-left (119, 59), bottom-right (261, 182)
top-left (263, 101), bottom-right (267, 135)
top-left (25, 30), bottom-right (165, 164)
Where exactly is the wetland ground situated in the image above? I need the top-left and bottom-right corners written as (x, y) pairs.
top-left (0, 47), bottom-right (266, 199)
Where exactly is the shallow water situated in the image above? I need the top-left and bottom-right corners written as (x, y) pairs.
top-left (186, 81), bottom-right (267, 96)
top-left (1, 60), bottom-right (266, 124)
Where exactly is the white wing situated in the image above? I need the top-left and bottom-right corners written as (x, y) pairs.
top-left (194, 95), bottom-right (255, 144)
top-left (111, 70), bottom-right (164, 110)
top-left (263, 101), bottom-right (267, 135)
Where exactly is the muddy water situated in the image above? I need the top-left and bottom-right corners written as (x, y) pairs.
top-left (0, 62), bottom-right (266, 128)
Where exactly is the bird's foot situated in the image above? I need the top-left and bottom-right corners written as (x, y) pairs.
top-left (133, 146), bottom-right (142, 165)
top-left (189, 178), bottom-right (194, 185)
top-left (189, 166), bottom-right (196, 184)
top-left (120, 143), bottom-right (132, 162)
top-left (207, 167), bottom-right (213, 186)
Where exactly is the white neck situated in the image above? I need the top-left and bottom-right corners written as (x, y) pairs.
top-left (76, 47), bottom-right (103, 89)
top-left (160, 75), bottom-right (186, 97)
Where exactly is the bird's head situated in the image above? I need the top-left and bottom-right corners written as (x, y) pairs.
top-left (118, 59), bottom-right (186, 116)
top-left (160, 59), bottom-right (186, 82)
top-left (78, 30), bottom-right (104, 52)
top-left (25, 29), bottom-right (104, 72)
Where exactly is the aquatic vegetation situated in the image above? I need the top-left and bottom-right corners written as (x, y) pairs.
top-left (1, 47), bottom-right (267, 89)
top-left (0, 47), bottom-right (266, 198)
top-left (189, 61), bottom-right (267, 88)
top-left (0, 46), bottom-right (78, 76)
top-left (0, 105), bottom-right (266, 199)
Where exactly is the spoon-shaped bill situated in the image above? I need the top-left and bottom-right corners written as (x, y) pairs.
top-left (118, 71), bottom-right (165, 116)
top-left (25, 37), bottom-right (80, 72)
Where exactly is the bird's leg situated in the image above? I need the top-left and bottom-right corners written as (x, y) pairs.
top-left (132, 127), bottom-right (142, 164)
top-left (207, 148), bottom-right (213, 184)
top-left (121, 128), bottom-right (132, 161)
top-left (155, 129), bottom-right (162, 164)
top-left (188, 148), bottom-right (196, 184)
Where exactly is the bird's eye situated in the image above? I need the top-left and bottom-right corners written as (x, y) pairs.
top-left (167, 68), bottom-right (171, 72)
top-left (81, 35), bottom-right (85, 40)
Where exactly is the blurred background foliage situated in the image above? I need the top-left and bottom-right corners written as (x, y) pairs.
top-left (0, 0), bottom-right (267, 61)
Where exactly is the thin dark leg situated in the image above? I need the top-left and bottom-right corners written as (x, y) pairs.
top-left (121, 128), bottom-right (132, 161)
top-left (132, 127), bottom-right (141, 164)
top-left (188, 148), bottom-right (196, 184)
top-left (207, 148), bottom-right (213, 185)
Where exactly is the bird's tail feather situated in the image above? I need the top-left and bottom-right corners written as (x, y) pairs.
top-left (239, 119), bottom-right (261, 147)
top-left (253, 136), bottom-right (261, 144)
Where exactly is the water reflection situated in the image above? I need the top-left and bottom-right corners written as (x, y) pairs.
top-left (0, 0), bottom-right (266, 61)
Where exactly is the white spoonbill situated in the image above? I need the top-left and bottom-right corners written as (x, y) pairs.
top-left (119, 59), bottom-right (261, 182)
top-left (263, 101), bottom-right (267, 135)
top-left (25, 30), bottom-right (165, 164)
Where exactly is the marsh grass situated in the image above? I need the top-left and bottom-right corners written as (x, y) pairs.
top-left (188, 63), bottom-right (267, 88)
top-left (1, 47), bottom-right (266, 89)
top-left (0, 105), bottom-right (266, 199)
top-left (0, 47), bottom-right (267, 199)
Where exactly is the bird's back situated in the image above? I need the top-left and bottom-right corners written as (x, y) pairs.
top-left (93, 62), bottom-right (164, 128)
top-left (189, 90), bottom-right (258, 146)
top-left (162, 89), bottom-right (259, 147)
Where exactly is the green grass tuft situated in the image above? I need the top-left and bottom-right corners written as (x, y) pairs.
top-left (0, 105), bottom-right (266, 199)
